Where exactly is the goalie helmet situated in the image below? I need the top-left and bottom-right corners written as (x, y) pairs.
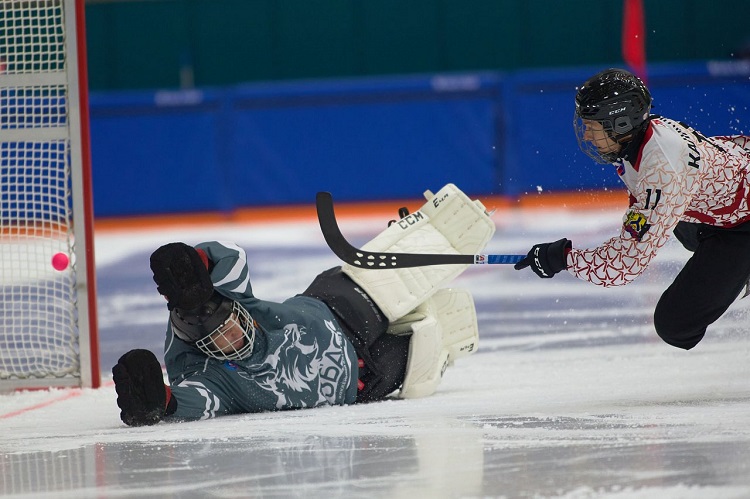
top-left (170, 291), bottom-right (256, 361)
top-left (574, 68), bottom-right (652, 163)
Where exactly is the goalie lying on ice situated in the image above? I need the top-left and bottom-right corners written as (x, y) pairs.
top-left (112, 183), bottom-right (496, 426)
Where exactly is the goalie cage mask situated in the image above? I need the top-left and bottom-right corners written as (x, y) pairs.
top-left (170, 291), bottom-right (257, 361)
top-left (574, 68), bottom-right (652, 164)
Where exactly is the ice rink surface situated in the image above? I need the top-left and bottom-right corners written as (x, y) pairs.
top-left (2, 200), bottom-right (750, 498)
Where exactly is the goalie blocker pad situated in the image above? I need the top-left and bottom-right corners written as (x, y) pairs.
top-left (342, 183), bottom-right (495, 321)
top-left (393, 288), bottom-right (479, 399)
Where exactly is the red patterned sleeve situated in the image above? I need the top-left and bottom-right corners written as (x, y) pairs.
top-left (565, 130), bottom-right (698, 287)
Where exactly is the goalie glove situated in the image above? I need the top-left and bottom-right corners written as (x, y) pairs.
top-left (150, 242), bottom-right (214, 310)
top-left (514, 238), bottom-right (571, 278)
top-left (112, 349), bottom-right (176, 426)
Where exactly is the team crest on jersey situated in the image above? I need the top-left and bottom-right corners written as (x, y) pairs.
top-left (624, 210), bottom-right (651, 241)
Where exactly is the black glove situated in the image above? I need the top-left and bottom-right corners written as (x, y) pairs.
top-left (514, 238), bottom-right (571, 278)
top-left (112, 349), bottom-right (174, 426)
top-left (150, 242), bottom-right (213, 310)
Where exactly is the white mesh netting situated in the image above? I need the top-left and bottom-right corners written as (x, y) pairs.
top-left (1, 1), bottom-right (82, 381)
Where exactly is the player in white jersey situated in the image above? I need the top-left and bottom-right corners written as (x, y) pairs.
top-left (514, 68), bottom-right (750, 350)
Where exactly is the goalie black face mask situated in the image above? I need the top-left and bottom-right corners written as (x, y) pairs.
top-left (170, 292), bottom-right (256, 361)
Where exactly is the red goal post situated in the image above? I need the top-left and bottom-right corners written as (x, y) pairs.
top-left (0, 0), bottom-right (100, 390)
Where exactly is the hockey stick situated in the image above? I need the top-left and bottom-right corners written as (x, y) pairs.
top-left (316, 191), bottom-right (526, 268)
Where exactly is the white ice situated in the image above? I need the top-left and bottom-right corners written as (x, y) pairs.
top-left (1, 203), bottom-right (749, 499)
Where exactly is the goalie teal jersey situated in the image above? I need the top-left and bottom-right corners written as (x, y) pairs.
top-left (162, 241), bottom-right (359, 421)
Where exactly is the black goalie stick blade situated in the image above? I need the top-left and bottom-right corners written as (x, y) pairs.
top-left (316, 191), bottom-right (525, 268)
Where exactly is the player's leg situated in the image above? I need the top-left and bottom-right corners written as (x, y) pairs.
top-left (301, 267), bottom-right (409, 401)
top-left (672, 221), bottom-right (702, 251)
top-left (356, 333), bottom-right (410, 402)
top-left (343, 183), bottom-right (495, 321)
top-left (654, 228), bottom-right (750, 349)
top-left (354, 288), bottom-right (480, 401)
top-left (301, 269), bottom-right (480, 401)
top-left (301, 266), bottom-right (389, 355)
top-left (391, 288), bottom-right (479, 398)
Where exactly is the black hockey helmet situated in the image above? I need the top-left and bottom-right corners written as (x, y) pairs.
top-left (574, 68), bottom-right (652, 163)
top-left (170, 291), bottom-right (256, 360)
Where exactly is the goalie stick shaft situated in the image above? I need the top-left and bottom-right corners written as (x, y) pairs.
top-left (316, 191), bottom-right (526, 268)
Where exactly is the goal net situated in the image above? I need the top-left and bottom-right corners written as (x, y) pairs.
top-left (0, 0), bottom-right (99, 390)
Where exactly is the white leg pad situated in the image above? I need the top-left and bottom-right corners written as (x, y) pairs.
top-left (342, 183), bottom-right (495, 321)
top-left (396, 288), bottom-right (479, 399)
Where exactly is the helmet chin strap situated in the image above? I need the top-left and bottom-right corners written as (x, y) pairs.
top-left (612, 122), bottom-right (650, 162)
top-left (602, 129), bottom-right (637, 161)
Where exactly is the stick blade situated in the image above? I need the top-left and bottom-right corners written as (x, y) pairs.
top-left (316, 191), bottom-right (475, 268)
